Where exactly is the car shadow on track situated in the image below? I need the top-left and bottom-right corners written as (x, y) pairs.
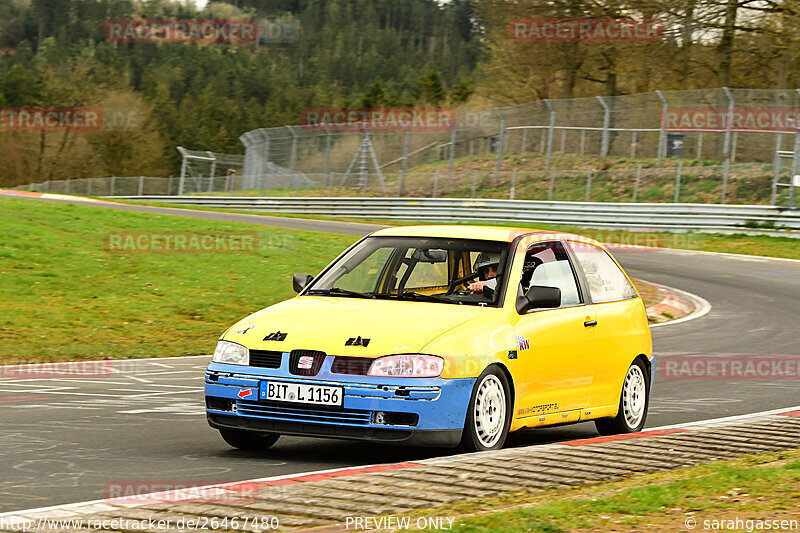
top-left (211, 422), bottom-right (602, 464)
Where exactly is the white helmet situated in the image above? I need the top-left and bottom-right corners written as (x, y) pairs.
top-left (473, 252), bottom-right (501, 271)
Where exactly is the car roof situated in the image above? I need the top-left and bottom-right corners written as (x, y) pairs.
top-left (370, 225), bottom-right (603, 246)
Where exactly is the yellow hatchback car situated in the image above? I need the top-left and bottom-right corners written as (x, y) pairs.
top-left (205, 226), bottom-right (653, 451)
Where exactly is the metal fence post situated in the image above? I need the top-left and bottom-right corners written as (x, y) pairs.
top-left (87, 177), bottom-right (93, 196)
top-left (45, 180), bottom-right (50, 193)
top-left (544, 100), bottom-right (555, 172)
top-left (400, 128), bottom-right (410, 196)
top-left (597, 96), bottom-right (610, 157)
top-left (493, 109), bottom-right (506, 179)
top-left (433, 169), bottom-right (440, 198)
top-left (521, 128), bottom-right (528, 153)
top-left (329, 173), bottom-right (335, 196)
top-left (447, 124), bottom-right (457, 192)
top-left (110, 176), bottom-right (116, 196)
top-left (631, 131), bottom-right (637, 158)
top-left (167, 175), bottom-right (173, 195)
top-left (772, 134), bottom-right (782, 205)
top-left (471, 170), bottom-right (478, 198)
top-left (674, 162), bottom-right (683, 203)
top-left (65, 179), bottom-right (70, 194)
top-left (721, 87), bottom-right (734, 203)
top-left (731, 131), bottom-right (738, 163)
top-left (585, 165), bottom-right (593, 201)
top-left (323, 129), bottom-right (332, 177)
top-left (138, 176), bottom-right (144, 196)
top-left (791, 129), bottom-right (800, 208)
top-left (697, 132), bottom-right (703, 159)
top-left (287, 126), bottom-right (298, 182)
top-left (548, 168), bottom-right (556, 201)
top-left (208, 151), bottom-right (217, 191)
top-left (560, 128), bottom-right (566, 152)
top-left (579, 129), bottom-right (586, 155)
top-left (633, 164), bottom-right (642, 202)
top-left (510, 168), bottom-right (517, 200)
top-left (656, 90), bottom-right (667, 167)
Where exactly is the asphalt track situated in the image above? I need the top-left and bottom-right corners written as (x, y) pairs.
top-left (1, 194), bottom-right (798, 513)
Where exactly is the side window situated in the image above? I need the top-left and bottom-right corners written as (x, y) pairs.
top-left (520, 242), bottom-right (582, 309)
top-left (570, 242), bottom-right (638, 303)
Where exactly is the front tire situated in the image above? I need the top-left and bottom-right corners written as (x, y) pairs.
top-left (219, 429), bottom-right (280, 450)
top-left (460, 366), bottom-right (512, 452)
top-left (595, 358), bottom-right (650, 436)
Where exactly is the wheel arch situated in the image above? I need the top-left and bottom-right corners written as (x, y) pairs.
top-left (487, 362), bottom-right (516, 416)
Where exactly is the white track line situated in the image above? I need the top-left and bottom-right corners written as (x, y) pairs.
top-left (649, 282), bottom-right (712, 328)
top-left (646, 404), bottom-right (800, 431)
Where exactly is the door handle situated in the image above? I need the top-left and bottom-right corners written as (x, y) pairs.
top-left (584, 320), bottom-right (598, 327)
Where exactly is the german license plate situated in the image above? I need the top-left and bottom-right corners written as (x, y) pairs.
top-left (260, 381), bottom-right (343, 407)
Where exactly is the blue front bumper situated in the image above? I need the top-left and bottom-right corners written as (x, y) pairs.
top-left (205, 358), bottom-right (475, 447)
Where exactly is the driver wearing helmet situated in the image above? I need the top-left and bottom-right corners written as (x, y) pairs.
top-left (468, 252), bottom-right (500, 293)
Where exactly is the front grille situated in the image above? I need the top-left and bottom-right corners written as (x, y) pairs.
top-left (249, 350), bottom-right (283, 369)
top-left (289, 350), bottom-right (326, 376)
top-left (331, 356), bottom-right (372, 375)
top-left (236, 400), bottom-right (371, 425)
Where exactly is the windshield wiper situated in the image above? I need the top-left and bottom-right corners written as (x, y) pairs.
top-left (306, 287), bottom-right (377, 299)
top-left (398, 291), bottom-right (455, 304)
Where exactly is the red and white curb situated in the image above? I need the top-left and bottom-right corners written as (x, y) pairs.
top-left (0, 189), bottom-right (121, 205)
top-left (648, 281), bottom-right (712, 328)
top-left (2, 405), bottom-right (798, 525)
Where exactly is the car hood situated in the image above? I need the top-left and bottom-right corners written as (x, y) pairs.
top-left (222, 296), bottom-right (489, 357)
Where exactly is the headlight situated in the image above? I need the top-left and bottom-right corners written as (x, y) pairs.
top-left (368, 354), bottom-right (444, 378)
top-left (212, 340), bottom-right (249, 365)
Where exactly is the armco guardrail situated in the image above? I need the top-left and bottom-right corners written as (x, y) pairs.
top-left (108, 196), bottom-right (800, 234)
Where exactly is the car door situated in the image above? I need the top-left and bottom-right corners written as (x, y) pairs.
top-left (511, 240), bottom-right (598, 423)
top-left (567, 240), bottom-right (651, 410)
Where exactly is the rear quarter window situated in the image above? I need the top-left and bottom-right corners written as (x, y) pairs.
top-left (570, 242), bottom-right (638, 303)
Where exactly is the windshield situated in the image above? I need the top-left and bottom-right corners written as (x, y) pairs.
top-left (305, 237), bottom-right (510, 307)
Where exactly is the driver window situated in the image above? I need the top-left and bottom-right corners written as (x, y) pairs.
top-left (520, 242), bottom-right (582, 308)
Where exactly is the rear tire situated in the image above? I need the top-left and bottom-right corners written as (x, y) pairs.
top-left (219, 429), bottom-right (280, 450)
top-left (595, 358), bottom-right (650, 436)
top-left (460, 366), bottom-right (512, 452)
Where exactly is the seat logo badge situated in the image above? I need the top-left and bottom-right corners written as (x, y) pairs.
top-left (297, 356), bottom-right (315, 370)
top-left (515, 336), bottom-right (530, 351)
top-left (508, 350), bottom-right (518, 360)
top-left (236, 325), bottom-right (255, 335)
top-left (237, 388), bottom-right (253, 399)
top-left (346, 336), bottom-right (370, 347)
top-left (264, 331), bottom-right (288, 341)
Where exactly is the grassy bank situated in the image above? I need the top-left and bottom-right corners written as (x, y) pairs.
top-left (392, 448), bottom-right (800, 532)
top-left (0, 197), bottom-right (358, 362)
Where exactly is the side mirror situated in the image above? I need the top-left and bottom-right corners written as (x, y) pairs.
top-left (516, 285), bottom-right (561, 314)
top-left (293, 273), bottom-right (313, 293)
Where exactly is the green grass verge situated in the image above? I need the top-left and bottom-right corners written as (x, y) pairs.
top-left (0, 196), bottom-right (358, 362)
top-left (391, 448), bottom-right (800, 532)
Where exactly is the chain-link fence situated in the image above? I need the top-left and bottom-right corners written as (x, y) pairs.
top-left (232, 88), bottom-right (800, 206)
top-left (11, 88), bottom-right (800, 206)
top-left (12, 160), bottom-right (792, 207)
